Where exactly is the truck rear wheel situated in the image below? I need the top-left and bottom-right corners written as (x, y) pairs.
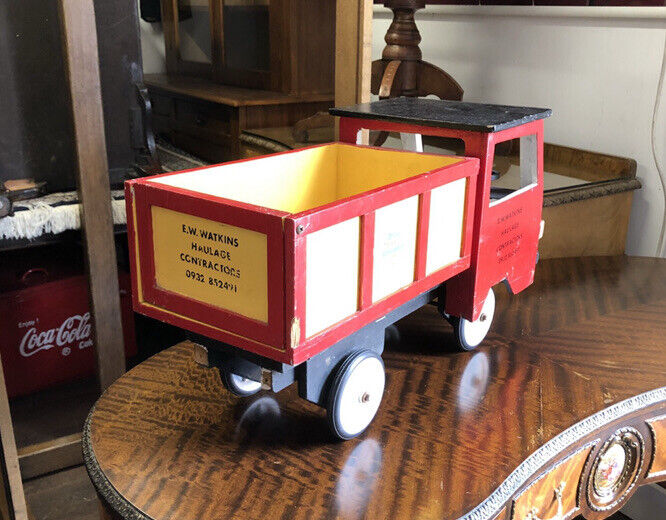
top-left (222, 367), bottom-right (262, 397)
top-left (326, 350), bottom-right (385, 440)
top-left (450, 288), bottom-right (495, 351)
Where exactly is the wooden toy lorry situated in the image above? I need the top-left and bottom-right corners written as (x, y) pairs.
top-left (126, 97), bottom-right (551, 439)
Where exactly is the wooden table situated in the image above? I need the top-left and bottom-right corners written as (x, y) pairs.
top-left (84, 256), bottom-right (666, 520)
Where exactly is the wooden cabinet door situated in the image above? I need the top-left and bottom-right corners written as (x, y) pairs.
top-left (163, 0), bottom-right (215, 77)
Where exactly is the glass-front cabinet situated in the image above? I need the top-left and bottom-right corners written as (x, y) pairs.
top-left (177, 0), bottom-right (214, 65)
top-left (163, 0), bottom-right (334, 96)
top-left (223, 0), bottom-right (270, 72)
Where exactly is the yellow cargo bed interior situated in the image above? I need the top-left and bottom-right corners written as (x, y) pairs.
top-left (150, 143), bottom-right (463, 214)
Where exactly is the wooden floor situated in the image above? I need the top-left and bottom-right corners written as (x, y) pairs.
top-left (10, 378), bottom-right (98, 448)
top-left (24, 466), bottom-right (98, 520)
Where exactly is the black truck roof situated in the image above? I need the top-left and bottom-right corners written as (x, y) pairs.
top-left (330, 97), bottom-right (552, 133)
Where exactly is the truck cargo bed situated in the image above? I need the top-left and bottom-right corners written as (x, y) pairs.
top-left (126, 143), bottom-right (478, 364)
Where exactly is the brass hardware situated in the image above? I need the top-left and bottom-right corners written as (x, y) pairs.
top-left (587, 427), bottom-right (644, 512)
top-left (192, 343), bottom-right (209, 367)
top-left (261, 369), bottom-right (273, 390)
top-left (524, 482), bottom-right (565, 520)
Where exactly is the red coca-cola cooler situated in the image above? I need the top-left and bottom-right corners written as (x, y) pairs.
top-left (0, 246), bottom-right (137, 397)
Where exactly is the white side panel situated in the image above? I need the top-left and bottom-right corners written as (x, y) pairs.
top-left (372, 196), bottom-right (419, 302)
top-left (305, 218), bottom-right (360, 338)
top-left (426, 178), bottom-right (467, 275)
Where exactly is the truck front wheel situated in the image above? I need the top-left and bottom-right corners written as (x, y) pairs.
top-left (450, 288), bottom-right (495, 351)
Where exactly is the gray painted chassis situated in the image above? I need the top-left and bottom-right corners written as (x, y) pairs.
top-left (191, 285), bottom-right (441, 407)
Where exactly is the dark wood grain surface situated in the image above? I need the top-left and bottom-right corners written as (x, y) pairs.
top-left (145, 75), bottom-right (333, 107)
top-left (85, 256), bottom-right (666, 520)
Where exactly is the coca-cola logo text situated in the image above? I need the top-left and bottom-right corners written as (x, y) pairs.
top-left (19, 313), bottom-right (93, 357)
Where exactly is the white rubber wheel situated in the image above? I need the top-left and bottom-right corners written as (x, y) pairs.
top-left (222, 367), bottom-right (262, 397)
top-left (327, 350), bottom-right (385, 440)
top-left (451, 288), bottom-right (495, 351)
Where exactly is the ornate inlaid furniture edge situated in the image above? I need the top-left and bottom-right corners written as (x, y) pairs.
top-left (543, 178), bottom-right (641, 208)
top-left (647, 414), bottom-right (666, 479)
top-left (464, 387), bottom-right (666, 520)
top-left (512, 442), bottom-right (595, 520)
top-left (82, 381), bottom-right (666, 520)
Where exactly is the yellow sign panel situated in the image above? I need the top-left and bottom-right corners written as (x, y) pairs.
top-left (151, 206), bottom-right (268, 323)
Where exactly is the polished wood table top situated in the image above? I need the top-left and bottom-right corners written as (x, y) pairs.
top-left (84, 256), bottom-right (666, 520)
